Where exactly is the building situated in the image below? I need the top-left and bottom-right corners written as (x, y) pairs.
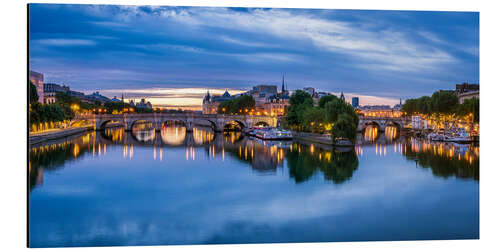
top-left (455, 83), bottom-right (479, 95)
top-left (360, 104), bottom-right (401, 118)
top-left (455, 83), bottom-right (479, 104)
top-left (352, 97), bottom-right (359, 108)
top-left (133, 98), bottom-right (153, 109)
top-left (84, 91), bottom-right (111, 104)
top-left (110, 96), bottom-right (121, 102)
top-left (393, 98), bottom-right (402, 110)
top-left (340, 92), bottom-right (345, 102)
top-left (248, 85), bottom-right (278, 108)
top-left (43, 83), bottom-right (85, 104)
top-left (29, 70), bottom-right (44, 103)
top-left (360, 105), bottom-right (392, 110)
top-left (202, 90), bottom-right (234, 114)
top-left (303, 87), bottom-right (315, 97)
top-left (412, 115), bottom-right (422, 129)
top-left (202, 77), bottom-right (291, 116)
top-left (43, 83), bottom-right (69, 104)
top-left (262, 78), bottom-right (290, 116)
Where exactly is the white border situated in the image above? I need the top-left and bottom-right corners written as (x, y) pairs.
top-left (1, 1), bottom-right (498, 250)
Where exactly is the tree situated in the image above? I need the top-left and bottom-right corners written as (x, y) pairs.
top-left (324, 98), bottom-right (359, 125)
top-left (331, 113), bottom-right (358, 143)
top-left (231, 95), bottom-right (255, 114)
top-left (318, 95), bottom-right (338, 108)
top-left (104, 101), bottom-right (132, 114)
top-left (417, 96), bottom-right (432, 116)
top-left (285, 91), bottom-right (314, 130)
top-left (431, 91), bottom-right (458, 115)
top-left (217, 100), bottom-right (232, 114)
top-left (289, 90), bottom-right (313, 106)
top-left (456, 97), bottom-right (479, 123)
top-left (217, 95), bottom-right (255, 115)
top-left (402, 98), bottom-right (418, 116)
top-left (29, 80), bottom-right (39, 104)
top-left (301, 106), bottom-right (326, 133)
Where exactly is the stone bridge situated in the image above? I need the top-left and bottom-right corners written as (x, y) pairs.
top-left (73, 113), bottom-right (277, 132)
top-left (358, 116), bottom-right (408, 131)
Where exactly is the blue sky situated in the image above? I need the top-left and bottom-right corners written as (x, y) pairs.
top-left (29, 4), bottom-right (479, 109)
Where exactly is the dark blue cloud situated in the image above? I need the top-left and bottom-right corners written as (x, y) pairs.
top-left (29, 4), bottom-right (479, 104)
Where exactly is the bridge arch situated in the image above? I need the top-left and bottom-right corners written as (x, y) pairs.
top-left (385, 120), bottom-right (402, 129)
top-left (127, 118), bottom-right (156, 131)
top-left (254, 121), bottom-right (270, 127)
top-left (161, 119), bottom-right (188, 129)
top-left (360, 121), bottom-right (381, 131)
top-left (223, 119), bottom-right (246, 131)
top-left (99, 119), bottom-right (125, 131)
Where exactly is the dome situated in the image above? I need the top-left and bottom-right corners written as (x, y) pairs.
top-left (222, 90), bottom-right (231, 98)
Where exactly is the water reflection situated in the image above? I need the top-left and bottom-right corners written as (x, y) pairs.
top-left (364, 125), bottom-right (379, 142)
top-left (29, 127), bottom-right (479, 246)
top-left (403, 138), bottom-right (479, 181)
top-left (385, 125), bottom-right (399, 142)
top-left (29, 127), bottom-right (479, 193)
top-left (286, 144), bottom-right (359, 184)
top-left (160, 126), bottom-right (186, 145)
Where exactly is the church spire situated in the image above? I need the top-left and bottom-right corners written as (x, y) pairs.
top-left (282, 74), bottom-right (285, 93)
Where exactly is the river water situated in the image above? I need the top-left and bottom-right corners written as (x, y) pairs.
top-left (28, 125), bottom-right (479, 247)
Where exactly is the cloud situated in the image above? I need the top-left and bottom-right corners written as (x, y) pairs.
top-left (219, 36), bottom-right (276, 48)
top-left (28, 5), bottom-right (479, 106)
top-left (34, 38), bottom-right (97, 46)
top-left (139, 8), bottom-right (459, 72)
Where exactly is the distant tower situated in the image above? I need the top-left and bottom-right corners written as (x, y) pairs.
top-left (352, 97), bottom-right (359, 108)
top-left (400, 98), bottom-right (402, 106)
top-left (282, 74), bottom-right (285, 93)
top-left (340, 91), bottom-right (345, 102)
top-left (203, 90), bottom-right (211, 103)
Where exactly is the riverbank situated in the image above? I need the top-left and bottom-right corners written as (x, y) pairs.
top-left (29, 126), bottom-right (93, 145)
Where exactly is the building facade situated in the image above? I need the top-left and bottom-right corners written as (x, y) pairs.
top-left (202, 90), bottom-right (233, 114)
top-left (202, 79), bottom-right (291, 116)
top-left (352, 97), bottom-right (359, 108)
top-left (455, 83), bottom-right (479, 104)
top-left (43, 83), bottom-right (85, 104)
top-left (83, 91), bottom-right (111, 104)
top-left (29, 70), bottom-right (44, 103)
top-left (256, 79), bottom-right (290, 116)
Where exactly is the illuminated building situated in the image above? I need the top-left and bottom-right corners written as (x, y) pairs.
top-left (29, 70), bottom-right (44, 103)
top-left (132, 98), bottom-right (153, 109)
top-left (202, 90), bottom-right (234, 114)
top-left (261, 77), bottom-right (290, 116)
top-left (361, 108), bottom-right (402, 118)
top-left (43, 83), bottom-right (84, 104)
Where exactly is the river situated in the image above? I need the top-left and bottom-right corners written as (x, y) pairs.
top-left (28, 125), bottom-right (479, 247)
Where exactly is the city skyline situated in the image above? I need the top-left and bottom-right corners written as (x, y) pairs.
top-left (29, 4), bottom-right (479, 109)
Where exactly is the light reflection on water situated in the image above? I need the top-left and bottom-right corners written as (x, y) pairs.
top-left (28, 126), bottom-right (479, 247)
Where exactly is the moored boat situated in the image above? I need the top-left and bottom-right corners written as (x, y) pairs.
top-left (254, 128), bottom-right (293, 140)
top-left (428, 128), bottom-right (473, 143)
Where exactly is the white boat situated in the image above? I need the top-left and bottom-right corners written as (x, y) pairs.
top-left (446, 128), bottom-right (472, 143)
top-left (428, 128), bottom-right (472, 143)
top-left (255, 128), bottom-right (293, 140)
top-left (428, 132), bottom-right (445, 141)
